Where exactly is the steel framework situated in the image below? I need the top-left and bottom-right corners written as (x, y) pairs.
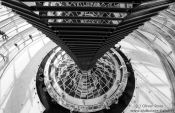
top-left (1, 0), bottom-right (174, 70)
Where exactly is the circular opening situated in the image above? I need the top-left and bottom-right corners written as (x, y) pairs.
top-left (36, 46), bottom-right (135, 113)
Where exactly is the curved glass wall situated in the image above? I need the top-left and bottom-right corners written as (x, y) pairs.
top-left (0, 5), bottom-right (51, 73)
top-left (120, 4), bottom-right (175, 112)
top-left (0, 2), bottom-right (175, 113)
top-left (0, 5), bottom-right (52, 113)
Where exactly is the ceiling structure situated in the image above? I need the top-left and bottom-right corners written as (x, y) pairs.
top-left (1, 2), bottom-right (175, 113)
top-left (1, 0), bottom-right (174, 70)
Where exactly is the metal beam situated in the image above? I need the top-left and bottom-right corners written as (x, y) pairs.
top-left (66, 43), bottom-right (102, 46)
top-left (75, 52), bottom-right (96, 56)
top-left (69, 47), bottom-right (100, 50)
top-left (105, 30), bottom-right (135, 45)
top-left (71, 48), bottom-right (98, 51)
top-left (59, 35), bottom-right (108, 38)
top-left (73, 52), bottom-right (97, 55)
top-left (20, 0), bottom-right (141, 4)
top-left (40, 16), bottom-right (123, 20)
top-left (30, 6), bottom-right (131, 12)
top-left (61, 38), bottom-right (106, 41)
top-left (105, 25), bottom-right (142, 45)
top-left (68, 45), bottom-right (101, 47)
top-left (73, 49), bottom-right (97, 52)
top-left (59, 34), bottom-right (108, 37)
top-left (64, 41), bottom-right (104, 44)
top-left (124, 0), bottom-right (172, 22)
top-left (71, 47), bottom-right (98, 49)
top-left (48, 23), bottom-right (118, 27)
top-left (74, 53), bottom-right (96, 57)
top-left (111, 17), bottom-right (150, 36)
top-left (56, 30), bottom-right (111, 35)
top-left (68, 45), bottom-right (100, 49)
top-left (55, 30), bottom-right (112, 33)
top-left (76, 54), bottom-right (94, 58)
top-left (132, 0), bottom-right (173, 12)
top-left (121, 11), bottom-right (158, 25)
top-left (51, 26), bottom-right (115, 32)
top-left (70, 48), bottom-right (100, 52)
top-left (109, 26), bottom-right (140, 39)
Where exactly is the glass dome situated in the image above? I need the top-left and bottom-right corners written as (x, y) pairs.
top-left (0, 2), bottom-right (175, 113)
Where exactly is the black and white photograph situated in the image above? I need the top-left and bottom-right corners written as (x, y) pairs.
top-left (0, 0), bottom-right (175, 113)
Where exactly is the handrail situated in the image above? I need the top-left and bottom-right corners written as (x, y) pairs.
top-left (0, 35), bottom-right (47, 78)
